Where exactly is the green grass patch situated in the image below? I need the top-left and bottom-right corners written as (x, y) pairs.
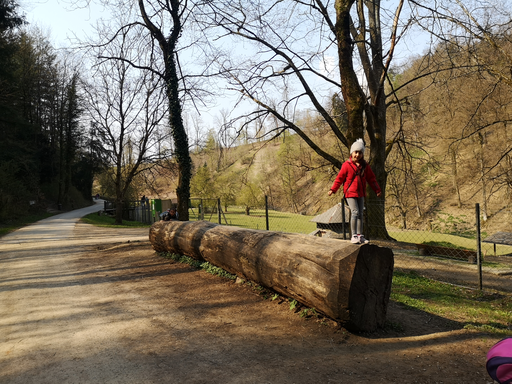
top-left (81, 213), bottom-right (151, 228)
top-left (482, 260), bottom-right (512, 269)
top-left (389, 230), bottom-right (512, 256)
top-left (0, 212), bottom-right (56, 238)
top-left (392, 270), bottom-right (512, 335)
top-left (187, 206), bottom-right (512, 257)
top-left (160, 252), bottom-right (236, 280)
top-left (189, 206), bottom-right (316, 234)
top-left (421, 240), bottom-right (469, 250)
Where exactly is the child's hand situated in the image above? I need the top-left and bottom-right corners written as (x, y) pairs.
top-left (377, 192), bottom-right (382, 197)
top-left (328, 190), bottom-right (334, 196)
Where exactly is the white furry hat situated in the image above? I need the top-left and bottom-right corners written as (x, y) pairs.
top-left (350, 138), bottom-right (365, 154)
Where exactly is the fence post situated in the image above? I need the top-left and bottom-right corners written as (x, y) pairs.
top-left (364, 199), bottom-right (369, 241)
top-left (200, 199), bottom-right (204, 221)
top-left (476, 203), bottom-right (483, 290)
top-left (342, 198), bottom-right (347, 240)
top-left (218, 198), bottom-right (222, 224)
top-left (265, 195), bottom-right (269, 231)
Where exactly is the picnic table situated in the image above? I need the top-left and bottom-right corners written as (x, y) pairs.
top-left (483, 231), bottom-right (512, 256)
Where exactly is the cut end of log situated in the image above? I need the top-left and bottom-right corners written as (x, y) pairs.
top-left (346, 244), bottom-right (394, 332)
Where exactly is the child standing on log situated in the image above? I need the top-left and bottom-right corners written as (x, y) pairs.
top-left (328, 139), bottom-right (381, 244)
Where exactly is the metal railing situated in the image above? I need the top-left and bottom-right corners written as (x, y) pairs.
top-left (102, 200), bottom-right (155, 224)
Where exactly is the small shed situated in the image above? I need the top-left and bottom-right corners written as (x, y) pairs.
top-left (310, 203), bottom-right (350, 236)
top-left (483, 231), bottom-right (512, 256)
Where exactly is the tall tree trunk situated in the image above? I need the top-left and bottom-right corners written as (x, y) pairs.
top-left (335, 0), bottom-right (365, 144)
top-left (478, 133), bottom-right (488, 221)
top-left (507, 154), bottom-right (512, 205)
top-left (64, 75), bottom-right (79, 203)
top-left (115, 165), bottom-right (124, 224)
top-left (450, 147), bottom-right (462, 208)
top-left (138, 0), bottom-right (192, 221)
top-left (365, 87), bottom-right (389, 239)
top-left (413, 181), bottom-right (422, 218)
top-left (165, 58), bottom-right (191, 221)
top-left (58, 109), bottom-right (65, 208)
top-left (366, 129), bottom-right (389, 239)
top-left (335, 0), bottom-right (390, 239)
top-left (115, 199), bottom-right (124, 225)
top-left (115, 153), bottom-right (124, 224)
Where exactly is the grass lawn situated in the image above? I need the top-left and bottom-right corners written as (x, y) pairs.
top-left (188, 207), bottom-right (512, 257)
top-left (389, 230), bottom-right (512, 256)
top-left (392, 270), bottom-right (512, 335)
top-left (189, 206), bottom-right (317, 234)
top-left (188, 207), bottom-right (512, 255)
top-left (81, 213), bottom-right (151, 228)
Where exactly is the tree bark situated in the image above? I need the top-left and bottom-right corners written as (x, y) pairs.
top-left (165, 48), bottom-right (191, 221)
top-left (150, 220), bottom-right (394, 332)
top-left (450, 146), bottom-right (462, 208)
top-left (335, 0), bottom-right (366, 144)
top-left (138, 0), bottom-right (192, 221)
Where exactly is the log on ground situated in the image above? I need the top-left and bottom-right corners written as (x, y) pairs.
top-left (150, 220), bottom-right (394, 332)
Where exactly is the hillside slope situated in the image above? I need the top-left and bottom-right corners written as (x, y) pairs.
top-left (148, 135), bottom-right (512, 235)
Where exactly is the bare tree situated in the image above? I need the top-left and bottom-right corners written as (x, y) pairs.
top-left (87, 0), bottom-right (219, 220)
top-left (203, 0), bottom-right (411, 238)
top-left (83, 24), bottom-right (168, 224)
top-left (410, 0), bottom-right (512, 205)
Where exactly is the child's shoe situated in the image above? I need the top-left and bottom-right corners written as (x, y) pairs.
top-left (351, 235), bottom-right (360, 244)
top-left (358, 235), bottom-right (369, 244)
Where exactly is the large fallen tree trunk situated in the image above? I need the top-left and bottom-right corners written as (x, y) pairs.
top-left (150, 220), bottom-right (394, 332)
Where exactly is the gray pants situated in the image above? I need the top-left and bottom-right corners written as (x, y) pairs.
top-left (346, 197), bottom-right (364, 236)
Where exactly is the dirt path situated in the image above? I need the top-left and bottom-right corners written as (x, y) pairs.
top-left (0, 210), bottom-right (498, 383)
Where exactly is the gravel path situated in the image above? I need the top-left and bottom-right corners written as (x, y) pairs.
top-left (0, 202), bottom-right (149, 383)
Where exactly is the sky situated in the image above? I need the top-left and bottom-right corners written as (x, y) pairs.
top-left (22, 0), bottom-right (106, 48)
top-left (22, 0), bottom-right (429, 57)
top-left (20, 0), bottom-right (432, 133)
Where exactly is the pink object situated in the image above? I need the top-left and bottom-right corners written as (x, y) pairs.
top-left (487, 338), bottom-right (512, 383)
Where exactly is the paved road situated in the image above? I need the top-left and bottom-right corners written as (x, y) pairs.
top-left (2, 200), bottom-right (105, 244)
top-left (1, 200), bottom-right (148, 249)
top-left (0, 202), bottom-right (149, 383)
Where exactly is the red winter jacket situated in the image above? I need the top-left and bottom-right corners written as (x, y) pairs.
top-left (330, 159), bottom-right (381, 198)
